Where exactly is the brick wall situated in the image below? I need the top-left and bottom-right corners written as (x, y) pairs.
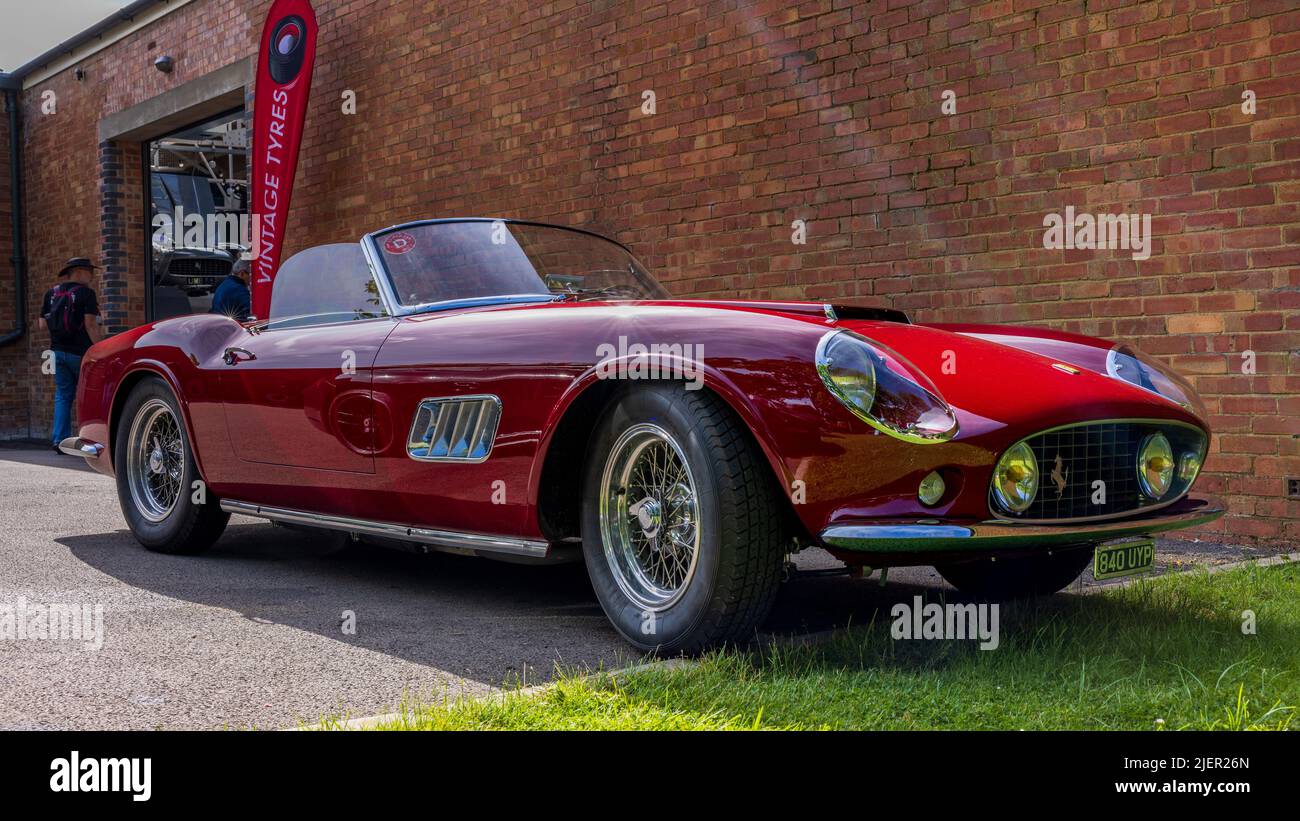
top-left (0, 92), bottom-right (20, 436)
top-left (13, 0), bottom-right (257, 441)
top-left (6, 0), bottom-right (1300, 543)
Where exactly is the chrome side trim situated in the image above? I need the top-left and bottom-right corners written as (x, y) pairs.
top-left (407, 394), bottom-right (501, 462)
top-left (821, 494), bottom-right (1226, 554)
top-left (58, 437), bottom-right (104, 459)
top-left (219, 500), bottom-right (549, 558)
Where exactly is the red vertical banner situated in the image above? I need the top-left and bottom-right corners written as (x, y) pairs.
top-left (250, 0), bottom-right (317, 319)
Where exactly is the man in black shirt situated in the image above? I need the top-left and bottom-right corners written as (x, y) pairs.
top-left (41, 257), bottom-right (101, 454)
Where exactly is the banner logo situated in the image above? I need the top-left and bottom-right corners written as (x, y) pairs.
top-left (269, 16), bottom-right (307, 83)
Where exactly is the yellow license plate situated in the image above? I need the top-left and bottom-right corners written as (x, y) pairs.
top-left (1093, 538), bottom-right (1155, 580)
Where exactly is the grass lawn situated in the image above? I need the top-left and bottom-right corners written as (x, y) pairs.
top-left (359, 561), bottom-right (1299, 730)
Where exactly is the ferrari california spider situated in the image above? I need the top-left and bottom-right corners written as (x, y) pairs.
top-left (63, 218), bottom-right (1225, 652)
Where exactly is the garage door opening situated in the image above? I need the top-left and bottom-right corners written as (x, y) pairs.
top-left (146, 109), bottom-right (249, 321)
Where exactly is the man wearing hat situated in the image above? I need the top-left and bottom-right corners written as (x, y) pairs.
top-left (41, 258), bottom-right (101, 454)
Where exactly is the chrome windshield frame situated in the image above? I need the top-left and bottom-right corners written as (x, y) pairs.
top-left (361, 217), bottom-right (648, 317)
top-left (360, 232), bottom-right (404, 317)
top-left (392, 293), bottom-right (561, 316)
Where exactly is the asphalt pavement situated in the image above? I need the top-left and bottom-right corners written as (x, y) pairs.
top-left (0, 444), bottom-right (1269, 729)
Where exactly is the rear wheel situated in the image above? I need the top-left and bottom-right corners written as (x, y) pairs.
top-left (581, 385), bottom-right (786, 654)
top-left (935, 545), bottom-right (1093, 599)
top-left (115, 377), bottom-right (229, 554)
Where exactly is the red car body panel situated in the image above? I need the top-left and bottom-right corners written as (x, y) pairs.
top-left (74, 296), bottom-right (1208, 549)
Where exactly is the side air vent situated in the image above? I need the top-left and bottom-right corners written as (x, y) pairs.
top-left (407, 395), bottom-right (501, 462)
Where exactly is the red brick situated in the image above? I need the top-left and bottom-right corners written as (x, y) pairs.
top-left (0, 0), bottom-right (1293, 546)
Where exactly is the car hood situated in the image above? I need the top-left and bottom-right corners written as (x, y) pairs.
top-left (617, 299), bottom-right (1207, 437)
top-left (842, 320), bottom-right (1206, 437)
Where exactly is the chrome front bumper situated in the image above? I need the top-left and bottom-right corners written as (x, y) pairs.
top-left (58, 437), bottom-right (104, 459)
top-left (820, 494), bottom-right (1225, 554)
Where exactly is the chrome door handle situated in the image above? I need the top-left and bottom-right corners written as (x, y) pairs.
top-left (223, 347), bottom-right (257, 365)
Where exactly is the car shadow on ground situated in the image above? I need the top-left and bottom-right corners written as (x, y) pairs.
top-left (58, 521), bottom-right (957, 688)
top-left (60, 521), bottom-right (631, 689)
top-left (0, 445), bottom-right (96, 473)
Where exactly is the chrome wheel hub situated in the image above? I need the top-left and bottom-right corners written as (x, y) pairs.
top-left (599, 423), bottom-right (701, 611)
top-left (147, 444), bottom-right (166, 475)
top-left (629, 496), bottom-right (662, 538)
top-left (126, 399), bottom-right (184, 523)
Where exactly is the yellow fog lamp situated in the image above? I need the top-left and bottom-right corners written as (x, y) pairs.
top-left (992, 442), bottom-right (1038, 514)
top-left (918, 471), bottom-right (946, 506)
top-left (1137, 433), bottom-right (1175, 499)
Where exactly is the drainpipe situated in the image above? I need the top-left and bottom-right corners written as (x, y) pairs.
top-left (0, 81), bottom-right (24, 348)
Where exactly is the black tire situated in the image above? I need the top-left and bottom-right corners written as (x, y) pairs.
top-left (935, 545), bottom-right (1093, 599)
top-left (581, 384), bottom-right (786, 654)
top-left (114, 377), bottom-right (229, 554)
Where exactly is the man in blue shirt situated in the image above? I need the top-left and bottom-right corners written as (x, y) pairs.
top-left (211, 257), bottom-right (251, 321)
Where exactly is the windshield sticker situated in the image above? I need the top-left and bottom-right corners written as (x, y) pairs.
top-left (383, 231), bottom-right (416, 255)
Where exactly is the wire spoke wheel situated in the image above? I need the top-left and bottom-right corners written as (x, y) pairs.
top-left (126, 398), bottom-right (185, 523)
top-left (598, 423), bottom-right (701, 611)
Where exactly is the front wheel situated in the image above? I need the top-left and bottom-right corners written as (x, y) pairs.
top-left (114, 377), bottom-right (229, 554)
top-left (935, 545), bottom-right (1093, 599)
top-left (581, 385), bottom-right (786, 654)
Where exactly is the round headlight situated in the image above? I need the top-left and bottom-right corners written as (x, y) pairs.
top-left (993, 441), bottom-right (1038, 514)
top-left (815, 331), bottom-right (957, 443)
top-left (817, 331), bottom-right (877, 417)
top-left (1106, 344), bottom-right (1208, 420)
top-left (1177, 450), bottom-right (1202, 483)
top-left (1138, 433), bottom-right (1174, 498)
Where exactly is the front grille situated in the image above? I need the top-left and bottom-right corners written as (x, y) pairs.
top-left (997, 421), bottom-right (1206, 522)
top-left (167, 257), bottom-right (231, 280)
top-left (1024, 422), bottom-right (1142, 519)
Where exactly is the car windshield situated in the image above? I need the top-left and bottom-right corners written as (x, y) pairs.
top-left (369, 221), bottom-right (670, 310)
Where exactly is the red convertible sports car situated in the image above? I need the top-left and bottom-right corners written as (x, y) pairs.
top-left (64, 218), bottom-right (1224, 652)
